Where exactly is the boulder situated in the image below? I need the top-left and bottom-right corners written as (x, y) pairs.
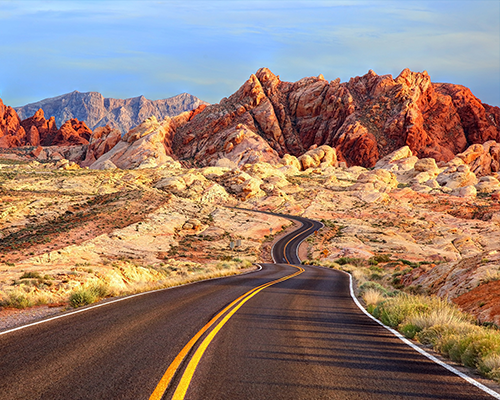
top-left (436, 164), bottom-right (478, 189)
top-left (414, 158), bottom-right (439, 173)
top-left (281, 154), bottom-right (301, 171)
top-left (451, 185), bottom-right (477, 198)
top-left (297, 145), bottom-right (338, 170)
top-left (475, 176), bottom-right (500, 194)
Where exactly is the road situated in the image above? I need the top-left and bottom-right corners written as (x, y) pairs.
top-left (0, 211), bottom-right (498, 400)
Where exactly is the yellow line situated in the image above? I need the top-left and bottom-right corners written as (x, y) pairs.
top-left (149, 267), bottom-right (303, 400)
top-left (171, 266), bottom-right (304, 400)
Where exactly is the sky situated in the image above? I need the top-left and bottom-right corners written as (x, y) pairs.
top-left (0, 0), bottom-right (498, 107)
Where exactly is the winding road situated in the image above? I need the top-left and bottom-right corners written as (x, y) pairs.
top-left (0, 210), bottom-right (498, 399)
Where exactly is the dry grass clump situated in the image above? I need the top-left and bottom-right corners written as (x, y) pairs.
top-left (65, 258), bottom-right (254, 308)
top-left (362, 288), bottom-right (385, 307)
top-left (0, 285), bottom-right (59, 309)
top-left (1, 259), bottom-right (255, 310)
top-left (372, 293), bottom-right (500, 383)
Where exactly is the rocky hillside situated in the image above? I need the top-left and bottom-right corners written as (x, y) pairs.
top-left (1, 141), bottom-right (500, 325)
top-left (15, 91), bottom-right (208, 134)
top-left (168, 68), bottom-right (500, 167)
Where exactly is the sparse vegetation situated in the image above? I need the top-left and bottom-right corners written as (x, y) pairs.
top-left (69, 283), bottom-right (110, 308)
top-left (369, 293), bottom-right (500, 383)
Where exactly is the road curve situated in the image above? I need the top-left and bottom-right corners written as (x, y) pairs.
top-left (227, 207), bottom-right (323, 264)
top-left (0, 210), bottom-right (498, 400)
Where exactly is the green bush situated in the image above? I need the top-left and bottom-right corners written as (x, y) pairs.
top-left (69, 284), bottom-right (108, 308)
top-left (400, 323), bottom-right (422, 339)
top-left (336, 257), bottom-right (365, 267)
top-left (359, 281), bottom-right (387, 295)
top-left (370, 254), bottom-right (392, 263)
top-left (20, 271), bottom-right (42, 279)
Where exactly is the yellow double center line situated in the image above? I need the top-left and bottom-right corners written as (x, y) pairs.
top-left (282, 222), bottom-right (314, 264)
top-left (149, 265), bottom-right (304, 400)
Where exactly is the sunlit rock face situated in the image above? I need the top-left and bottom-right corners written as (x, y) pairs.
top-left (169, 68), bottom-right (499, 167)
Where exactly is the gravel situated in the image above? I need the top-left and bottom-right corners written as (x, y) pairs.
top-left (0, 305), bottom-right (65, 332)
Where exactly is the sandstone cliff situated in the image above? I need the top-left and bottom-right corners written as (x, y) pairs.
top-left (15, 91), bottom-right (208, 134)
top-left (170, 68), bottom-right (499, 167)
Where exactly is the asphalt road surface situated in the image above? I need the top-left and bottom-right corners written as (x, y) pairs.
top-left (0, 211), bottom-right (497, 400)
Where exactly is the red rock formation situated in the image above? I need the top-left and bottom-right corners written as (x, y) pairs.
top-left (171, 68), bottom-right (500, 167)
top-left (49, 118), bottom-right (92, 146)
top-left (0, 98), bottom-right (26, 147)
top-left (20, 108), bottom-right (92, 147)
top-left (20, 108), bottom-right (58, 146)
top-left (1, 99), bottom-right (93, 150)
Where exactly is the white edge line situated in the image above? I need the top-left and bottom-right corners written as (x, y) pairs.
top-left (0, 264), bottom-right (263, 337)
top-left (295, 221), bottom-right (324, 264)
top-left (270, 237), bottom-right (277, 264)
top-left (343, 270), bottom-right (500, 399)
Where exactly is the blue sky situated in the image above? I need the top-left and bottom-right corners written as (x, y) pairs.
top-left (0, 0), bottom-right (498, 107)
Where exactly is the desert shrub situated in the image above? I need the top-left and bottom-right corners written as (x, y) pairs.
top-left (400, 323), bottom-right (422, 339)
top-left (359, 281), bottom-right (387, 295)
top-left (369, 272), bottom-right (383, 281)
top-left (336, 257), bottom-right (365, 267)
top-left (350, 268), bottom-right (368, 284)
top-left (239, 259), bottom-right (253, 269)
top-left (20, 271), bottom-right (42, 279)
top-left (397, 259), bottom-right (420, 268)
top-left (1, 291), bottom-right (33, 309)
top-left (480, 353), bottom-right (500, 381)
top-left (69, 283), bottom-right (109, 308)
top-left (374, 294), bottom-right (432, 327)
top-left (371, 254), bottom-right (392, 263)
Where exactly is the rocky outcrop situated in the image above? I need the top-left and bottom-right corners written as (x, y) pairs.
top-left (19, 109), bottom-right (58, 146)
top-left (19, 108), bottom-right (92, 147)
top-left (453, 141), bottom-right (500, 178)
top-left (0, 99), bottom-right (26, 148)
top-left (15, 91), bottom-right (208, 134)
top-left (89, 113), bottom-right (186, 170)
top-left (5, 69), bottom-right (500, 170)
top-left (297, 145), bottom-right (338, 170)
top-left (170, 68), bottom-right (499, 167)
top-left (47, 118), bottom-right (92, 146)
top-left (81, 126), bottom-right (121, 167)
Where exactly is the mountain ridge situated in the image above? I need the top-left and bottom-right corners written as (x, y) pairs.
top-left (15, 91), bottom-right (208, 134)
